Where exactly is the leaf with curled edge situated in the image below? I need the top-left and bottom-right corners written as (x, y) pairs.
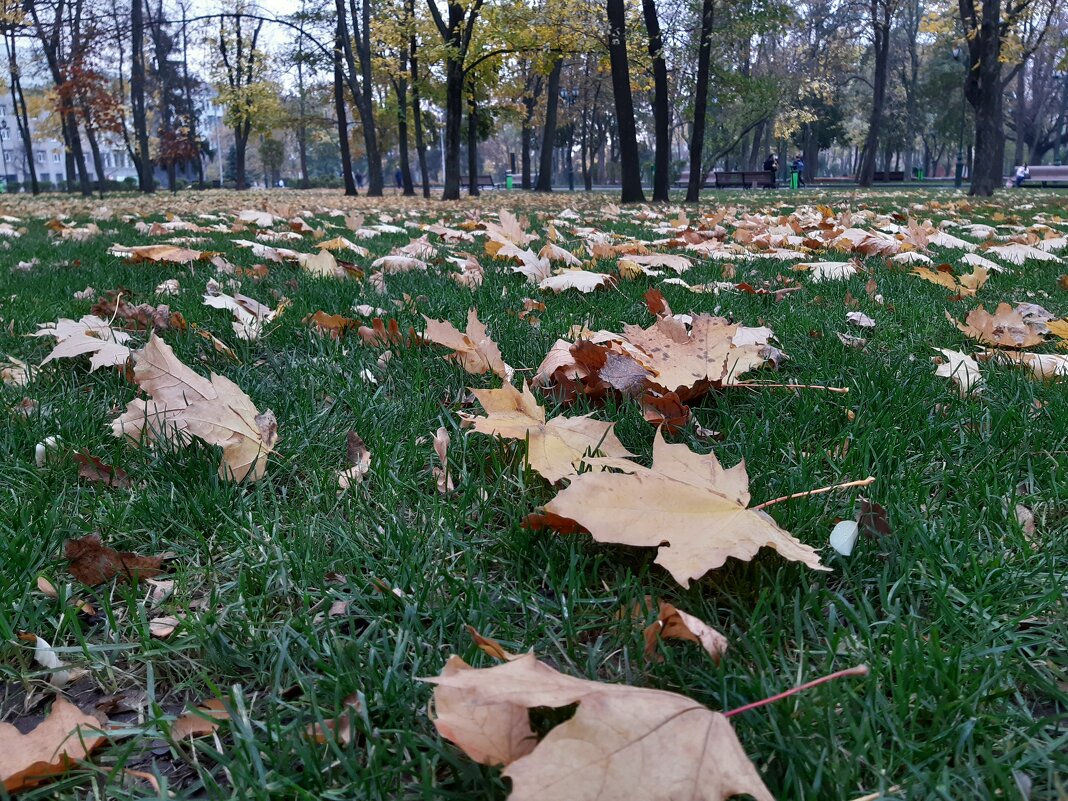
top-left (467, 381), bottom-right (635, 483)
top-left (422, 652), bottom-right (775, 801)
top-left (423, 309), bottom-right (510, 378)
top-left (543, 429), bottom-right (825, 587)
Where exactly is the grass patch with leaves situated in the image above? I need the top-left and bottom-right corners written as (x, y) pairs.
top-left (1, 187), bottom-right (1066, 800)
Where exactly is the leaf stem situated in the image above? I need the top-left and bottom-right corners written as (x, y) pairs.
top-left (723, 664), bottom-right (869, 718)
top-left (752, 476), bottom-right (875, 510)
top-left (733, 382), bottom-right (849, 394)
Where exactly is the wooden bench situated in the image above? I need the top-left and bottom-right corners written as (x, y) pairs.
top-left (872, 171), bottom-right (905, 182)
top-left (460, 174), bottom-right (496, 189)
top-left (713, 170), bottom-right (776, 189)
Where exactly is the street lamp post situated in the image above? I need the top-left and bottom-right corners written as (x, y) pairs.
top-left (952, 47), bottom-right (966, 188)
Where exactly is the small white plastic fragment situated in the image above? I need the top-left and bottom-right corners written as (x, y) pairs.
top-left (829, 520), bottom-right (860, 556)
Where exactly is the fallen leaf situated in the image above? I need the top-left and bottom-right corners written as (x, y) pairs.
top-left (933, 348), bottom-right (982, 395)
top-left (539, 269), bottom-right (612, 293)
top-left (170, 699), bottom-right (230, 739)
top-left (857, 498), bottom-right (891, 538)
top-left (1, 355), bottom-right (37, 387)
top-left (433, 426), bottom-right (454, 493)
top-left (468, 382), bottom-right (634, 482)
top-left (111, 334), bottom-right (278, 481)
top-left (73, 451), bottom-right (132, 489)
top-left (32, 315), bottom-right (134, 372)
top-left (846, 311), bottom-right (876, 329)
top-left (305, 693), bottom-right (362, 745)
top-left (946, 303), bottom-right (1046, 349)
top-left (0, 696), bottom-right (105, 793)
top-left (423, 310), bottom-right (510, 379)
top-left (423, 652), bottom-right (775, 800)
top-left (542, 429), bottom-right (825, 586)
top-left (305, 310), bottom-right (358, 339)
top-left (339, 430), bottom-right (371, 489)
top-left (466, 625), bottom-right (518, 662)
top-left (643, 601), bottom-right (728, 664)
top-left (65, 534), bottom-right (163, 585)
top-left (829, 520), bottom-right (860, 556)
top-left (149, 615), bottom-right (183, 639)
top-left (640, 391), bottom-right (690, 433)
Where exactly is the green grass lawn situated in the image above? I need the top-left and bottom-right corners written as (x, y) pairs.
top-left (1, 187), bottom-right (1066, 800)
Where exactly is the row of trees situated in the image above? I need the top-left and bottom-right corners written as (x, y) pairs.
top-left (2, 0), bottom-right (1066, 199)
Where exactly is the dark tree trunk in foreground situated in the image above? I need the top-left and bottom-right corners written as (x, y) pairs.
top-left (337, 0), bottom-right (383, 195)
top-left (536, 57), bottom-right (562, 192)
top-left (334, 16), bottom-right (357, 195)
top-left (685, 0), bottom-right (714, 202)
top-left (642, 0), bottom-right (669, 201)
top-left (606, 0), bottom-right (645, 203)
top-left (395, 64), bottom-right (415, 195)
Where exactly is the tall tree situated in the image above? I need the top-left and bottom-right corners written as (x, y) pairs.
top-left (426, 0), bottom-right (485, 200)
top-left (334, 11), bottom-right (358, 195)
top-left (858, 0), bottom-right (897, 187)
top-left (2, 20), bottom-right (38, 194)
top-left (215, 10), bottom-right (265, 190)
top-left (336, 0), bottom-right (384, 195)
top-left (130, 0), bottom-right (153, 191)
top-left (408, 0), bottom-right (431, 197)
top-left (606, 0), bottom-right (645, 202)
top-left (535, 56), bottom-right (562, 192)
top-left (957, 0), bottom-right (1057, 194)
top-left (685, 0), bottom-right (714, 202)
top-left (642, 0), bottom-right (669, 201)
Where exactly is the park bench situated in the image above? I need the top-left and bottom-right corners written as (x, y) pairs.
top-left (1009, 165), bottom-right (1068, 187)
top-left (674, 170), bottom-right (716, 188)
top-left (714, 170), bottom-right (776, 189)
top-left (872, 170), bottom-right (906, 182)
top-left (460, 174), bottom-right (496, 189)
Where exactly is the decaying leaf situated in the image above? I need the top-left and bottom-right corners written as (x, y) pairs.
top-left (1, 356), bottom-right (37, 387)
top-left (73, 451), bottom-right (132, 489)
top-left (643, 601), bottom-right (728, 664)
top-left (203, 289), bottom-right (277, 340)
top-left (0, 696), bottom-right (105, 793)
top-left (305, 694), bottom-right (363, 746)
top-left (64, 534), bottom-right (163, 585)
top-left (640, 391), bottom-right (690, 433)
top-left (305, 310), bottom-right (359, 339)
top-left (911, 265), bottom-right (988, 296)
top-left (111, 334), bottom-right (278, 481)
top-left (467, 382), bottom-right (635, 483)
top-left (541, 430), bottom-right (825, 586)
top-left (946, 303), bottom-right (1046, 349)
top-left (339, 430), bottom-right (371, 489)
top-left (466, 625), bottom-right (518, 662)
top-left (423, 309), bottom-right (510, 379)
top-left (424, 652), bottom-right (775, 801)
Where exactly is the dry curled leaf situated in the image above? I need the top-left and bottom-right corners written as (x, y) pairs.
top-left (423, 652), bottom-right (774, 801)
top-left (933, 348), bottom-right (982, 395)
top-left (305, 694), bottom-right (363, 745)
top-left (946, 303), bottom-right (1046, 349)
top-left (643, 601), bottom-right (729, 664)
top-left (542, 429), bottom-right (825, 586)
top-left (64, 534), bottom-right (163, 585)
top-left (170, 699), bottom-right (230, 739)
top-left (339, 430), bottom-right (371, 489)
top-left (73, 451), bottom-right (132, 489)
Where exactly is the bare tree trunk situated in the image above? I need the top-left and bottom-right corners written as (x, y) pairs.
top-left (686, 0), bottom-right (714, 202)
top-left (395, 70), bottom-right (415, 195)
top-left (536, 58), bottom-right (562, 192)
top-left (334, 15), bottom-right (357, 195)
top-left (858, 0), bottom-right (891, 187)
top-left (130, 0), bottom-right (153, 191)
top-left (4, 29), bottom-right (38, 194)
top-left (408, 0), bottom-right (430, 197)
top-left (467, 88), bottom-right (480, 196)
top-left (642, 0), bottom-right (669, 201)
top-left (606, 0), bottom-right (645, 203)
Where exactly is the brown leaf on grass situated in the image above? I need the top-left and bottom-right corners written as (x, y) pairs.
top-left (305, 694), bottom-right (362, 746)
top-left (65, 535), bottom-right (162, 585)
top-left (946, 303), bottom-right (1046, 348)
top-left (73, 451), bottom-right (132, 489)
top-left (170, 699), bottom-right (230, 739)
top-left (448, 253), bottom-right (485, 288)
top-left (542, 429), bottom-right (825, 587)
top-left (423, 309), bottom-right (509, 378)
top-left (857, 498), bottom-right (891, 538)
top-left (643, 288), bottom-right (672, 317)
top-left (468, 382), bottom-right (635, 483)
top-left (521, 511), bottom-right (587, 535)
top-left (357, 318), bottom-right (420, 347)
top-left (0, 696), bottom-right (105, 793)
top-left (111, 334), bottom-right (278, 481)
top-left (569, 340), bottom-right (652, 397)
top-left (149, 615), bottom-right (184, 639)
top-left (912, 265), bottom-right (987, 296)
top-left (466, 625), bottom-right (518, 662)
top-left (643, 601), bottom-right (729, 664)
top-left (539, 269), bottom-right (613, 293)
top-left (423, 652), bottom-right (774, 801)
top-left (304, 311), bottom-right (358, 339)
top-left (982, 349), bottom-right (1068, 379)
top-left (91, 292), bottom-right (183, 332)
top-left (622, 315), bottom-right (774, 399)
top-left (933, 348), bottom-right (982, 395)
top-left (640, 391), bottom-right (690, 433)
top-left (1046, 318), bottom-right (1068, 342)
top-left (339, 430), bottom-right (371, 489)
top-left (1, 356), bottom-right (37, 387)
